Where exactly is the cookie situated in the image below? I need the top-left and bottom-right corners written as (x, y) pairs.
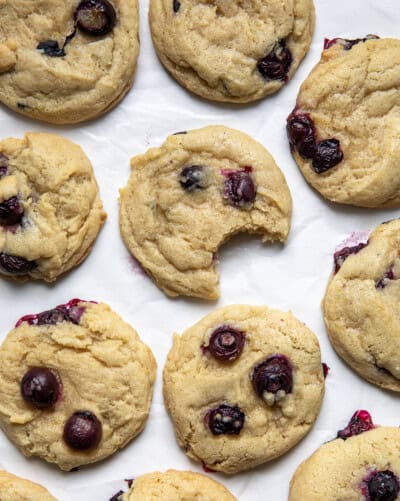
top-left (0, 470), bottom-right (56, 501)
top-left (0, 0), bottom-right (138, 124)
top-left (119, 126), bottom-right (292, 299)
top-left (0, 299), bottom-right (156, 471)
top-left (0, 132), bottom-right (106, 282)
top-left (163, 305), bottom-right (324, 474)
top-left (287, 37), bottom-right (400, 208)
top-left (149, 0), bottom-right (315, 103)
top-left (115, 470), bottom-right (236, 500)
top-left (323, 220), bottom-right (400, 392)
top-left (289, 426), bottom-right (400, 500)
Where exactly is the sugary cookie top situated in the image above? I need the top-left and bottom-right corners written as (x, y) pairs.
top-left (0, 470), bottom-right (56, 501)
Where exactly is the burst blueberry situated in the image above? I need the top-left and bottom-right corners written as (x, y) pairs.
top-left (21, 367), bottom-right (61, 409)
top-left (337, 410), bottom-right (374, 440)
top-left (333, 242), bottom-right (368, 273)
top-left (257, 40), bottom-right (292, 81)
top-left (179, 165), bottom-right (209, 191)
top-left (287, 113), bottom-right (317, 159)
top-left (0, 196), bottom-right (24, 226)
top-left (75, 0), bottom-right (116, 36)
top-left (207, 326), bottom-right (245, 362)
top-left (312, 139), bottom-right (343, 173)
top-left (205, 404), bottom-right (245, 435)
top-left (223, 168), bottom-right (256, 207)
top-left (0, 253), bottom-right (36, 274)
top-left (252, 354), bottom-right (293, 405)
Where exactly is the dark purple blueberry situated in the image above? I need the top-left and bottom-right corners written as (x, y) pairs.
top-left (0, 253), bottom-right (36, 275)
top-left (21, 367), bottom-right (61, 409)
top-left (205, 404), bottom-right (245, 435)
top-left (312, 139), bottom-right (343, 173)
top-left (37, 40), bottom-right (65, 57)
top-left (324, 34), bottom-right (380, 51)
top-left (179, 165), bottom-right (208, 191)
top-left (322, 362), bottom-right (330, 378)
top-left (287, 113), bottom-right (317, 159)
top-left (36, 308), bottom-right (70, 326)
top-left (223, 168), bottom-right (256, 207)
top-left (15, 298), bottom-right (90, 327)
top-left (173, 0), bottom-right (180, 12)
top-left (207, 325), bottom-right (245, 362)
top-left (333, 242), bottom-right (368, 273)
top-left (257, 39), bottom-right (292, 81)
top-left (109, 491), bottom-right (124, 501)
top-left (0, 153), bottom-right (8, 177)
top-left (0, 197), bottom-right (24, 226)
top-left (251, 354), bottom-right (293, 405)
top-left (376, 266), bottom-right (395, 289)
top-left (63, 411), bottom-right (102, 450)
top-left (337, 410), bottom-right (374, 440)
top-left (367, 471), bottom-right (399, 501)
top-left (75, 0), bottom-right (116, 36)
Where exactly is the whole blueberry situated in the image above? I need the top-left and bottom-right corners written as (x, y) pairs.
top-left (21, 367), bottom-right (61, 408)
top-left (205, 404), bottom-right (245, 435)
top-left (287, 113), bottom-right (317, 159)
top-left (207, 326), bottom-right (245, 362)
top-left (257, 39), bottom-right (292, 81)
top-left (252, 354), bottom-right (293, 404)
top-left (63, 411), bottom-right (102, 450)
top-left (367, 470), bottom-right (399, 501)
top-left (0, 253), bottom-right (36, 275)
top-left (75, 0), bottom-right (116, 36)
top-left (312, 139), bottom-right (343, 173)
top-left (0, 196), bottom-right (24, 226)
top-left (179, 165), bottom-right (209, 191)
top-left (223, 169), bottom-right (256, 207)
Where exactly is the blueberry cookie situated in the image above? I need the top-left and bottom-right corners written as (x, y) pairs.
top-left (0, 132), bottom-right (106, 282)
top-left (0, 300), bottom-right (156, 471)
top-left (0, 470), bottom-right (56, 501)
top-left (149, 0), bottom-right (314, 103)
top-left (119, 126), bottom-right (292, 299)
top-left (0, 0), bottom-right (138, 124)
top-left (163, 305), bottom-right (324, 474)
top-left (287, 37), bottom-right (400, 207)
top-left (323, 220), bottom-right (400, 391)
top-left (289, 425), bottom-right (400, 500)
top-left (113, 470), bottom-right (236, 500)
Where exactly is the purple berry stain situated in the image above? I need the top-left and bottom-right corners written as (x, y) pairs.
top-left (205, 404), bottom-right (245, 435)
top-left (312, 139), bottom-right (343, 173)
top-left (324, 34), bottom-right (380, 51)
top-left (203, 325), bottom-right (245, 362)
top-left (257, 39), bottom-right (292, 81)
top-left (333, 242), bottom-right (368, 273)
top-left (21, 367), bottom-right (62, 409)
top-left (222, 166), bottom-right (256, 208)
top-left (360, 470), bottom-right (400, 501)
top-left (0, 196), bottom-right (24, 226)
top-left (75, 0), bottom-right (116, 36)
top-left (63, 410), bottom-right (102, 450)
top-left (376, 266), bottom-right (395, 289)
top-left (337, 410), bottom-right (375, 440)
top-left (251, 354), bottom-right (293, 406)
top-left (322, 363), bottom-right (330, 378)
top-left (179, 165), bottom-right (209, 191)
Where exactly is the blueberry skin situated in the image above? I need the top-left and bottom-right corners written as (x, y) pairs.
top-left (21, 367), bottom-right (61, 409)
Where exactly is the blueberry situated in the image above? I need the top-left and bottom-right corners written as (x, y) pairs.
top-left (207, 326), bottom-right (245, 362)
top-left (179, 165), bottom-right (208, 191)
top-left (37, 40), bottom-right (65, 57)
top-left (36, 308), bottom-right (71, 326)
top-left (0, 153), bottom-right (8, 177)
top-left (312, 139), bottom-right (343, 173)
top-left (257, 39), bottom-right (292, 81)
top-left (367, 471), bottom-right (399, 501)
top-left (286, 113), bottom-right (317, 159)
top-left (0, 253), bottom-right (36, 275)
top-left (0, 197), bottom-right (24, 226)
top-left (205, 404), bottom-right (245, 435)
top-left (223, 168), bottom-right (256, 207)
top-left (173, 0), bottom-right (180, 12)
top-left (337, 410), bottom-right (374, 440)
top-left (376, 266), bottom-right (395, 289)
top-left (333, 242), bottom-right (368, 273)
top-left (251, 354), bottom-right (293, 405)
top-left (63, 411), bottom-right (102, 450)
top-left (21, 367), bottom-right (61, 409)
top-left (324, 34), bottom-right (380, 51)
top-left (75, 0), bottom-right (116, 36)
top-left (322, 363), bottom-right (330, 378)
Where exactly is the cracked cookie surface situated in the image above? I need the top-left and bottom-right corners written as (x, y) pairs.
top-left (163, 305), bottom-right (324, 474)
top-left (121, 470), bottom-right (236, 500)
top-left (323, 219), bottom-right (400, 392)
top-left (0, 0), bottom-right (138, 124)
top-left (0, 132), bottom-right (106, 282)
top-left (288, 38), bottom-right (400, 207)
top-left (289, 427), bottom-right (400, 500)
top-left (119, 126), bottom-right (292, 299)
top-left (149, 0), bottom-right (315, 103)
top-left (0, 301), bottom-right (156, 471)
top-left (0, 470), bottom-right (56, 501)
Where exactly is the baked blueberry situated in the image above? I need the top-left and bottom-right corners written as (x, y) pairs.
top-left (63, 411), bottom-right (102, 450)
top-left (21, 367), bottom-right (61, 409)
top-left (333, 242), bottom-right (368, 273)
top-left (252, 354), bottom-right (293, 405)
top-left (0, 253), bottom-right (36, 275)
top-left (16, 299), bottom-right (89, 327)
top-left (75, 0), bottom-right (117, 36)
top-left (312, 139), bottom-right (344, 173)
top-left (173, 0), bottom-right (180, 12)
top-left (367, 470), bottom-right (399, 501)
top-left (337, 410), bottom-right (374, 440)
top-left (179, 165), bottom-right (208, 191)
top-left (205, 404), bottom-right (245, 435)
top-left (223, 167), bottom-right (256, 207)
top-left (0, 196), bottom-right (24, 226)
top-left (206, 325), bottom-right (245, 362)
top-left (0, 153), bottom-right (8, 177)
top-left (376, 266), bottom-right (395, 289)
top-left (324, 34), bottom-right (380, 51)
top-left (287, 113), bottom-right (317, 159)
top-left (257, 40), bottom-right (292, 81)
top-left (37, 40), bottom-right (65, 57)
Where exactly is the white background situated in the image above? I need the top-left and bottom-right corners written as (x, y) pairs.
top-left (0, 0), bottom-right (399, 499)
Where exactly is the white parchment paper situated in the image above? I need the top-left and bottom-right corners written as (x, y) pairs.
top-left (0, 0), bottom-right (399, 499)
